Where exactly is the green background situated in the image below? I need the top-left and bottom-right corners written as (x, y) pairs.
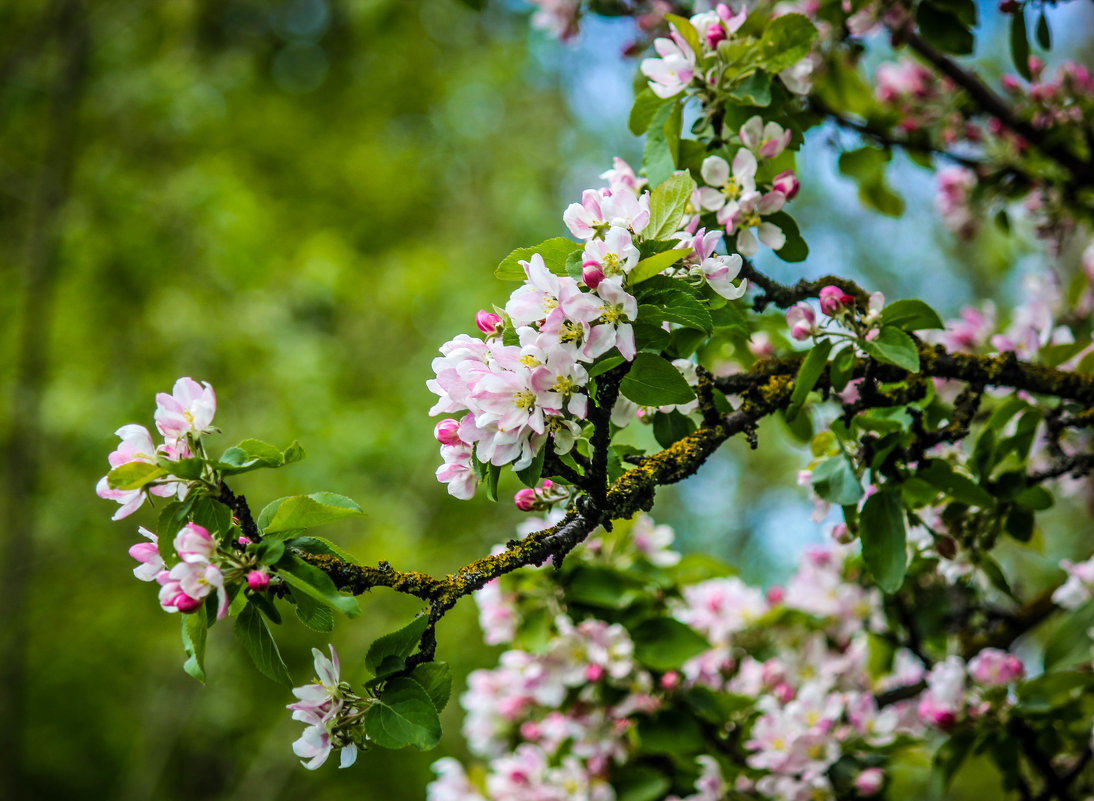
top-left (1, 0), bottom-right (1092, 798)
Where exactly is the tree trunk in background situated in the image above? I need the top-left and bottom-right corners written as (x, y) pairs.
top-left (0, 1), bottom-right (87, 795)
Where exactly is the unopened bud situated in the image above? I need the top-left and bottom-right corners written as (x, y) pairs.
top-left (766, 585), bottom-right (785, 604)
top-left (581, 261), bottom-right (605, 289)
top-left (173, 593), bottom-right (203, 614)
top-left (659, 671), bottom-right (681, 690)
top-left (476, 309), bottom-right (503, 335)
top-left (819, 285), bottom-right (854, 316)
top-left (786, 302), bottom-right (816, 341)
top-left (772, 169), bottom-right (801, 200)
top-left (854, 768), bottom-right (885, 797)
top-left (830, 522), bottom-right (856, 544)
top-left (238, 536), bottom-right (252, 546)
top-left (705, 22), bottom-right (727, 48)
top-left (935, 535), bottom-right (958, 560)
top-left (514, 488), bottom-right (537, 512)
top-left (434, 418), bottom-right (462, 446)
top-left (585, 664), bottom-right (605, 682)
top-left (247, 570), bottom-right (270, 591)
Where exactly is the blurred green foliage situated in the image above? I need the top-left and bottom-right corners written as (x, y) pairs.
top-left (0, 0), bottom-right (597, 797)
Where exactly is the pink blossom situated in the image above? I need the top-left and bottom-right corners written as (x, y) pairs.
top-left (786, 302), bottom-right (816, 341)
top-left (174, 522), bottom-right (216, 563)
top-left (935, 166), bottom-right (978, 238)
top-left (967, 648), bottom-right (1024, 686)
top-left (436, 443), bottom-right (479, 500)
top-left (739, 116), bottom-right (792, 160)
top-left (640, 34), bottom-right (696, 99)
top-left (96, 424), bottom-right (177, 520)
top-left (128, 526), bottom-right (164, 581)
top-left (854, 768), bottom-right (885, 796)
top-left (514, 488), bottom-right (537, 511)
top-left (154, 377), bottom-right (217, 443)
top-left (818, 285), bottom-right (853, 316)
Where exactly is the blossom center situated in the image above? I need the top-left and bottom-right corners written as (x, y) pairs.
top-left (512, 390), bottom-right (536, 411)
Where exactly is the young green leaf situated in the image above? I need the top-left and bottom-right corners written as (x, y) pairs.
top-left (364, 677), bottom-right (442, 750)
top-left (631, 618), bottom-right (710, 671)
top-left (236, 603), bottom-right (293, 686)
top-left (862, 326), bottom-right (920, 372)
top-left (277, 555), bottom-right (361, 618)
top-left (494, 237), bottom-right (582, 281)
top-left (107, 462), bottom-right (166, 491)
top-left (786, 339), bottom-right (833, 421)
top-left (645, 172), bottom-right (697, 240)
top-left (811, 455), bottom-right (864, 506)
top-left (628, 88), bottom-right (671, 137)
top-left (181, 612), bottom-right (208, 683)
top-left (859, 488), bottom-right (907, 593)
top-left (878, 299), bottom-right (945, 332)
top-left (289, 584), bottom-right (335, 633)
top-left (408, 661), bottom-right (453, 712)
top-left (618, 353), bottom-right (696, 406)
top-left (628, 248), bottom-right (685, 285)
top-left (365, 616), bottom-right (430, 678)
top-left (259, 492), bottom-right (363, 533)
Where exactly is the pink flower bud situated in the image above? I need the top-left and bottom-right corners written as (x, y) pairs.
top-left (238, 536), bottom-right (252, 546)
top-left (582, 261), bottom-right (605, 289)
top-left (541, 479), bottom-right (554, 489)
top-left (854, 768), bottom-right (885, 797)
top-left (514, 488), bottom-right (537, 511)
top-left (766, 585), bottom-right (785, 604)
top-left (247, 570), bottom-right (270, 591)
top-left (773, 682), bottom-right (795, 703)
top-left (772, 169), bottom-right (801, 200)
top-left (786, 302), bottom-right (816, 341)
top-left (476, 309), bottom-right (502, 335)
top-left (659, 671), bottom-right (681, 690)
top-left (819, 285), bottom-right (854, 316)
top-left (968, 648), bottom-right (1025, 686)
top-left (705, 22), bottom-right (727, 48)
top-left (1000, 74), bottom-right (1021, 92)
top-left (1029, 56), bottom-right (1045, 79)
top-left (172, 592), bottom-right (203, 614)
top-left (830, 522), bottom-right (856, 544)
top-left (519, 721), bottom-right (541, 740)
top-left (585, 664), bottom-right (605, 682)
top-left (434, 418), bottom-right (462, 446)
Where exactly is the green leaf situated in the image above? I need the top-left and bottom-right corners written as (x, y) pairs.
top-left (629, 248), bottom-right (685, 285)
top-left (710, 302), bottom-right (748, 336)
top-left (290, 584), bottom-right (335, 633)
top-left (1043, 602), bottom-right (1094, 671)
top-left (254, 538), bottom-right (285, 566)
top-left (811, 455), bottom-right (864, 505)
top-left (408, 661), bottom-right (453, 712)
top-left (629, 88), bottom-right (671, 136)
top-left (495, 237), bottom-right (582, 281)
top-left (645, 172), bottom-right (697, 240)
top-left (259, 492), bottom-right (363, 533)
top-left (156, 500), bottom-right (192, 566)
top-left (613, 766), bottom-right (672, 801)
top-left (515, 444), bottom-right (546, 488)
top-left (859, 488), bottom-right (907, 593)
top-left (787, 339), bottom-right (833, 421)
top-left (1015, 485), bottom-right (1053, 511)
top-left (566, 565), bottom-right (647, 609)
top-left (665, 13), bottom-right (702, 57)
top-left (161, 456), bottom-right (205, 480)
top-left (727, 70), bottom-right (772, 107)
top-left (365, 677), bottom-right (442, 750)
top-left (190, 496), bottom-right (233, 536)
top-left (918, 460), bottom-right (994, 508)
top-left (829, 345), bottom-right (855, 392)
top-left (863, 326), bottom-right (920, 372)
top-left (236, 603), bottom-right (292, 686)
top-left (838, 146), bottom-right (904, 217)
top-left (653, 409), bottom-right (696, 449)
top-left (365, 616), bottom-right (429, 678)
top-left (639, 290), bottom-right (713, 334)
top-left (1010, 9), bottom-right (1031, 81)
top-left (642, 101), bottom-right (682, 187)
top-left (181, 612), bottom-right (207, 683)
top-left (637, 708), bottom-right (707, 753)
top-left (770, 210), bottom-right (808, 262)
top-left (916, 2), bottom-right (974, 55)
top-left (216, 438), bottom-right (305, 475)
top-left (759, 14), bottom-right (817, 72)
top-left (587, 354), bottom-right (626, 378)
top-left (107, 462), bottom-right (166, 491)
top-left (879, 299), bottom-right (945, 332)
top-left (277, 555), bottom-right (361, 618)
top-left (631, 618), bottom-right (710, 671)
top-left (285, 535), bottom-right (360, 563)
top-left (484, 462), bottom-right (501, 502)
top-left (1035, 11), bottom-right (1051, 49)
top-left (618, 353), bottom-right (696, 406)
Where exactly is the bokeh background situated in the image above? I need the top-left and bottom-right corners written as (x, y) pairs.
top-left (1, 0), bottom-right (1092, 798)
